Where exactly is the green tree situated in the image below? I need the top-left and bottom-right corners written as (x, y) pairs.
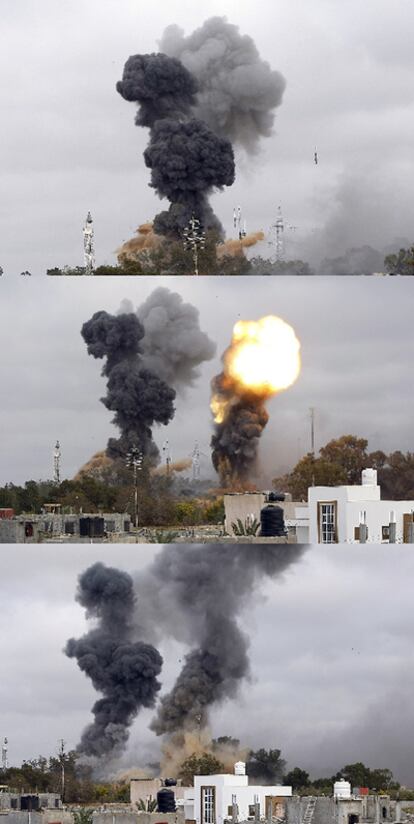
top-left (384, 244), bottom-right (414, 275)
top-left (246, 749), bottom-right (286, 785)
top-left (178, 753), bottom-right (225, 787)
top-left (284, 768), bottom-right (310, 790)
top-left (73, 810), bottom-right (94, 824)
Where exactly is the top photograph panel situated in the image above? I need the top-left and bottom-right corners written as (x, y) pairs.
top-left (2, 1), bottom-right (413, 278)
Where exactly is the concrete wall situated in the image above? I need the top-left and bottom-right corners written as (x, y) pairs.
top-left (0, 514), bottom-right (131, 544)
top-left (224, 494), bottom-right (301, 537)
top-left (0, 812), bottom-right (72, 824)
top-left (92, 813), bottom-right (183, 824)
top-left (285, 795), bottom-right (402, 824)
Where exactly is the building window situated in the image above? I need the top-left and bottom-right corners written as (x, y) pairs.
top-left (382, 525), bottom-right (390, 540)
top-left (318, 502), bottom-right (337, 543)
top-left (201, 787), bottom-right (215, 824)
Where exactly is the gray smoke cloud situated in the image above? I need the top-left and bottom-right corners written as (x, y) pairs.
top-left (133, 545), bottom-right (306, 736)
top-left (160, 16), bottom-right (286, 153)
top-left (117, 17), bottom-right (285, 237)
top-left (65, 562), bottom-right (163, 760)
top-left (82, 288), bottom-right (214, 462)
top-left (121, 286), bottom-right (216, 390)
top-left (81, 309), bottom-right (176, 462)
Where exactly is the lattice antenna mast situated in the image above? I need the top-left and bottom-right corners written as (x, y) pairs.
top-left (271, 205), bottom-right (285, 261)
top-left (162, 440), bottom-right (172, 476)
top-left (192, 442), bottom-right (201, 481)
top-left (83, 211), bottom-right (95, 275)
top-left (2, 738), bottom-right (8, 771)
top-left (53, 440), bottom-right (61, 484)
top-left (233, 206), bottom-right (247, 240)
top-left (183, 215), bottom-right (206, 276)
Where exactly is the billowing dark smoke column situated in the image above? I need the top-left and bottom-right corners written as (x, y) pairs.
top-left (117, 18), bottom-right (285, 238)
top-left (117, 52), bottom-right (234, 237)
top-left (83, 288), bottom-right (215, 462)
top-left (81, 310), bottom-right (175, 461)
top-left (65, 562), bottom-right (163, 759)
top-left (134, 545), bottom-right (306, 735)
top-left (211, 372), bottom-right (270, 488)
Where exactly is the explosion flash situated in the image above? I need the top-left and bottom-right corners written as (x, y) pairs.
top-left (211, 316), bottom-right (301, 486)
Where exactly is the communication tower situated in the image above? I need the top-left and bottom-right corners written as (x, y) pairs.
top-left (83, 211), bottom-right (95, 274)
top-left (270, 205), bottom-right (285, 261)
top-left (162, 440), bottom-right (172, 475)
top-left (233, 206), bottom-right (247, 240)
top-left (53, 440), bottom-right (61, 484)
top-left (2, 738), bottom-right (8, 771)
top-left (192, 442), bottom-right (201, 481)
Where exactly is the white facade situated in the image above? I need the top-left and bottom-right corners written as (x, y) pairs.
top-left (184, 770), bottom-right (291, 824)
top-left (307, 470), bottom-right (414, 543)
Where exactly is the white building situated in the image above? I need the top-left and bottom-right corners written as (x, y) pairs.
top-left (307, 468), bottom-right (414, 543)
top-left (184, 763), bottom-right (291, 824)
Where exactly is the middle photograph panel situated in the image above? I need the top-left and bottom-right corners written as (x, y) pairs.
top-left (3, 275), bottom-right (413, 544)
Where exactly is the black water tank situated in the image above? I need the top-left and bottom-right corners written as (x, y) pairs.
top-left (260, 504), bottom-right (286, 537)
top-left (157, 788), bottom-right (176, 813)
top-left (79, 516), bottom-right (105, 538)
top-left (267, 491), bottom-right (285, 502)
top-left (21, 796), bottom-right (40, 812)
top-left (164, 778), bottom-right (177, 787)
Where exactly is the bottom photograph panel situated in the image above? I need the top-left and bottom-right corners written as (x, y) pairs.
top-left (1, 544), bottom-right (414, 821)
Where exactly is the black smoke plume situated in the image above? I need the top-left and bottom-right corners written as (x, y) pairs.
top-left (134, 545), bottom-right (306, 736)
top-left (145, 118), bottom-right (235, 237)
top-left (82, 310), bottom-right (175, 461)
top-left (117, 18), bottom-right (285, 237)
top-left (65, 562), bottom-right (163, 759)
top-left (83, 288), bottom-right (215, 463)
top-left (210, 371), bottom-right (269, 488)
top-left (116, 53), bottom-right (198, 128)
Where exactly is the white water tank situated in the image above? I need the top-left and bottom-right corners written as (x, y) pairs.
top-left (334, 780), bottom-right (351, 799)
top-left (234, 762), bottom-right (246, 776)
top-left (361, 468), bottom-right (377, 486)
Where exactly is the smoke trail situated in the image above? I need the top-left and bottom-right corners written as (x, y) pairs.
top-left (132, 545), bottom-right (306, 736)
top-left (121, 286), bottom-right (216, 390)
top-left (65, 562), bottom-right (163, 759)
top-left (82, 310), bottom-right (176, 461)
top-left (210, 317), bottom-right (301, 487)
top-left (161, 17), bottom-right (286, 153)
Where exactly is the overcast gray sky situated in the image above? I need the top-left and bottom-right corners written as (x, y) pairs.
top-left (1, 0), bottom-right (414, 275)
top-left (1, 544), bottom-right (414, 785)
top-left (0, 276), bottom-right (413, 486)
